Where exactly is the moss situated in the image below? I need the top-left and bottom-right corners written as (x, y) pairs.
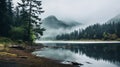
top-left (0, 37), bottom-right (13, 43)
top-left (0, 52), bottom-right (17, 57)
top-left (0, 44), bottom-right (4, 50)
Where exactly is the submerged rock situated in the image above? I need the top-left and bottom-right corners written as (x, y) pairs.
top-left (71, 62), bottom-right (83, 66)
top-left (66, 61), bottom-right (83, 66)
top-left (86, 62), bottom-right (92, 64)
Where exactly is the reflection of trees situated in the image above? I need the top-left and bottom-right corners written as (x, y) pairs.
top-left (57, 43), bottom-right (120, 63)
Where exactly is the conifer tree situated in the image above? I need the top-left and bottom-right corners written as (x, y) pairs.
top-left (18, 0), bottom-right (45, 42)
top-left (0, 0), bottom-right (12, 37)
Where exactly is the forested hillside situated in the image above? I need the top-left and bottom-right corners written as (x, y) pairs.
top-left (56, 16), bottom-right (120, 40)
top-left (40, 15), bottom-right (81, 40)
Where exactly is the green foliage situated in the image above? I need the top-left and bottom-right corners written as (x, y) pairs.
top-left (110, 34), bottom-right (118, 40)
top-left (103, 32), bottom-right (110, 40)
top-left (10, 27), bottom-right (25, 40)
top-left (0, 37), bottom-right (13, 44)
top-left (17, 0), bottom-right (45, 42)
top-left (103, 33), bottom-right (118, 40)
top-left (0, 0), bottom-right (45, 44)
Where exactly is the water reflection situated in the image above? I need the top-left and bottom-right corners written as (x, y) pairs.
top-left (32, 43), bottom-right (120, 67)
top-left (33, 48), bottom-right (78, 62)
top-left (0, 61), bottom-right (24, 67)
top-left (57, 43), bottom-right (120, 63)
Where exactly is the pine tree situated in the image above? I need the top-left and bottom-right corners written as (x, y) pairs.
top-left (18, 0), bottom-right (45, 42)
top-left (0, 0), bottom-right (11, 37)
top-left (6, 0), bottom-right (14, 29)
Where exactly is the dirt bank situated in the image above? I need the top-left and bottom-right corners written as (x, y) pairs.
top-left (0, 45), bottom-right (73, 67)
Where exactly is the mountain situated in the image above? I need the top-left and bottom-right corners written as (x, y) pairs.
top-left (42, 15), bottom-right (80, 29)
top-left (107, 14), bottom-right (120, 23)
top-left (41, 15), bottom-right (82, 40)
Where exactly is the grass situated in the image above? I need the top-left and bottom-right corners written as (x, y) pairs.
top-left (0, 44), bottom-right (4, 50)
top-left (0, 52), bottom-right (17, 57)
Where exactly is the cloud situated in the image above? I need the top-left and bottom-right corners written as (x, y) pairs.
top-left (41, 0), bottom-right (120, 24)
top-left (13, 0), bottom-right (120, 24)
top-left (12, 0), bottom-right (120, 39)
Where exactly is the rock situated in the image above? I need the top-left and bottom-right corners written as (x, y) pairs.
top-left (18, 56), bottom-right (28, 59)
top-left (71, 62), bottom-right (83, 66)
top-left (9, 45), bottom-right (25, 50)
top-left (67, 61), bottom-right (83, 66)
top-left (86, 62), bottom-right (92, 64)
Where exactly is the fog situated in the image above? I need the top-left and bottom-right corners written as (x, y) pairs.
top-left (41, 25), bottom-right (81, 40)
top-left (41, 0), bottom-right (120, 24)
top-left (13, 0), bottom-right (120, 24)
top-left (13, 0), bottom-right (120, 40)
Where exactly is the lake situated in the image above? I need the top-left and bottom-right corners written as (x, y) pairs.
top-left (32, 42), bottom-right (120, 67)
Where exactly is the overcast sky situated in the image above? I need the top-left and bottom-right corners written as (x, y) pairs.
top-left (13, 0), bottom-right (120, 24)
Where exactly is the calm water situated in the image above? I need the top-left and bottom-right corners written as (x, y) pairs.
top-left (0, 61), bottom-right (25, 67)
top-left (32, 43), bottom-right (120, 67)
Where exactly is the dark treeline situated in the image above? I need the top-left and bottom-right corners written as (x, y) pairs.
top-left (0, 0), bottom-right (45, 43)
top-left (56, 21), bottom-right (120, 40)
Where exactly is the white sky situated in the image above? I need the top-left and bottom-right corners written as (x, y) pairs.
top-left (13, 0), bottom-right (120, 25)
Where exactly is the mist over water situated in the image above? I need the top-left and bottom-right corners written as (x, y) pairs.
top-left (35, 41), bottom-right (120, 44)
top-left (40, 25), bottom-right (86, 40)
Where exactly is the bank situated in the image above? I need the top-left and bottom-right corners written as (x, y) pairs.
top-left (0, 43), bottom-right (73, 67)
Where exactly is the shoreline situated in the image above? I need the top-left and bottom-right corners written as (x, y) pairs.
top-left (35, 40), bottom-right (120, 44)
top-left (0, 44), bottom-right (73, 67)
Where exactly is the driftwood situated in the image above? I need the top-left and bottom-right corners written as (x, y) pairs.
top-left (9, 45), bottom-right (25, 50)
top-left (71, 62), bottom-right (83, 65)
top-left (18, 56), bottom-right (28, 59)
top-left (86, 62), bottom-right (92, 64)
